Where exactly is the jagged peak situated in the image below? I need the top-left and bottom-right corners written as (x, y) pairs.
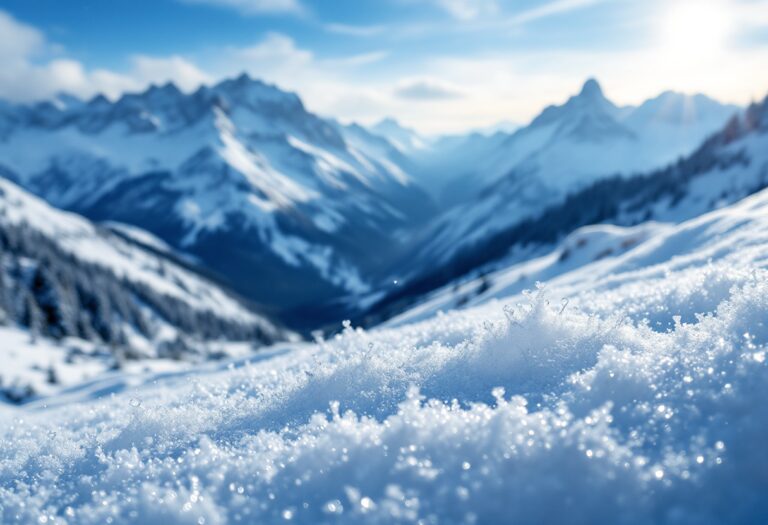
top-left (211, 74), bottom-right (301, 108)
top-left (530, 78), bottom-right (618, 129)
top-left (376, 117), bottom-right (402, 128)
top-left (52, 92), bottom-right (84, 109)
top-left (145, 81), bottom-right (183, 97)
top-left (579, 78), bottom-right (604, 99)
top-left (372, 118), bottom-right (419, 136)
top-left (216, 72), bottom-right (268, 91)
top-left (87, 93), bottom-right (111, 107)
top-left (234, 71), bottom-right (253, 83)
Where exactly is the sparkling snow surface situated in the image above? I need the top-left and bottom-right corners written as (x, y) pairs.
top-left (3, 191), bottom-right (768, 524)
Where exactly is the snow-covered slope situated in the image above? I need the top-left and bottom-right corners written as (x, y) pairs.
top-left (0, 75), bottom-right (435, 328)
top-left (386, 221), bottom-right (671, 327)
top-left (0, 178), bottom-right (288, 365)
top-left (0, 325), bottom-right (262, 405)
top-left (3, 183), bottom-right (768, 523)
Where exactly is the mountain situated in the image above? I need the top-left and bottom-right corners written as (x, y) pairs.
top-left (0, 74), bottom-right (436, 330)
top-left (367, 92), bottom-right (767, 325)
top-left (0, 177), bottom-right (289, 367)
top-left (396, 80), bottom-right (739, 267)
top-left (408, 79), bottom-right (738, 207)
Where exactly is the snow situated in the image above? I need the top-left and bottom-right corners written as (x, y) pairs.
top-left (0, 325), bottom-right (207, 405)
top-left (214, 108), bottom-right (317, 210)
top-left (0, 327), bottom-right (107, 402)
top-left (103, 222), bottom-right (177, 255)
top-left (2, 187), bottom-right (768, 523)
top-left (387, 221), bottom-right (671, 327)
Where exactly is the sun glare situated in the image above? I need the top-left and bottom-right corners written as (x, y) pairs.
top-left (661, 0), bottom-right (734, 62)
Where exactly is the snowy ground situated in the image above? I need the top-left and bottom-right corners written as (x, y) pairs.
top-left (0, 327), bottom-right (266, 404)
top-left (3, 190), bottom-right (768, 523)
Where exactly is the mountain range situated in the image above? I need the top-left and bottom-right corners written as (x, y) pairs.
top-left (0, 74), bottom-right (759, 334)
top-left (394, 80), bottom-right (739, 271)
top-left (369, 88), bottom-right (768, 325)
top-left (0, 74), bottom-right (440, 329)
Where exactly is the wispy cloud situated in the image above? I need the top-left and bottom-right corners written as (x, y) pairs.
top-left (177, 0), bottom-right (305, 16)
top-left (325, 23), bottom-right (388, 37)
top-left (413, 0), bottom-right (594, 23)
top-left (430, 0), bottom-right (499, 20)
top-left (233, 32), bottom-right (313, 65)
top-left (506, 0), bottom-right (603, 26)
top-left (325, 51), bottom-right (390, 67)
top-left (394, 78), bottom-right (464, 100)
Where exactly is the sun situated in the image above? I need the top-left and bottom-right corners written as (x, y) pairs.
top-left (660, 0), bottom-right (734, 62)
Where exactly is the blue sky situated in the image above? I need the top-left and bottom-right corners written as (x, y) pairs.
top-left (0, 0), bottom-right (766, 132)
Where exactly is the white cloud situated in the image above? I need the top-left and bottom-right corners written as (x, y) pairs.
top-left (234, 33), bottom-right (314, 67)
top-left (394, 78), bottom-right (464, 100)
top-left (177, 0), bottom-right (305, 15)
top-left (0, 10), bottom-right (211, 102)
top-left (0, 10), bottom-right (44, 60)
top-left (0, 17), bottom-right (387, 125)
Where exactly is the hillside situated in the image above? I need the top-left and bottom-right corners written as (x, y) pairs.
top-left (0, 178), bottom-right (292, 401)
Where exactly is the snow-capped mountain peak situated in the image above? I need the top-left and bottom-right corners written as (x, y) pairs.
top-left (215, 72), bottom-right (302, 107)
top-left (144, 81), bottom-right (183, 100)
top-left (579, 77), bottom-right (603, 98)
top-left (530, 78), bottom-right (625, 137)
